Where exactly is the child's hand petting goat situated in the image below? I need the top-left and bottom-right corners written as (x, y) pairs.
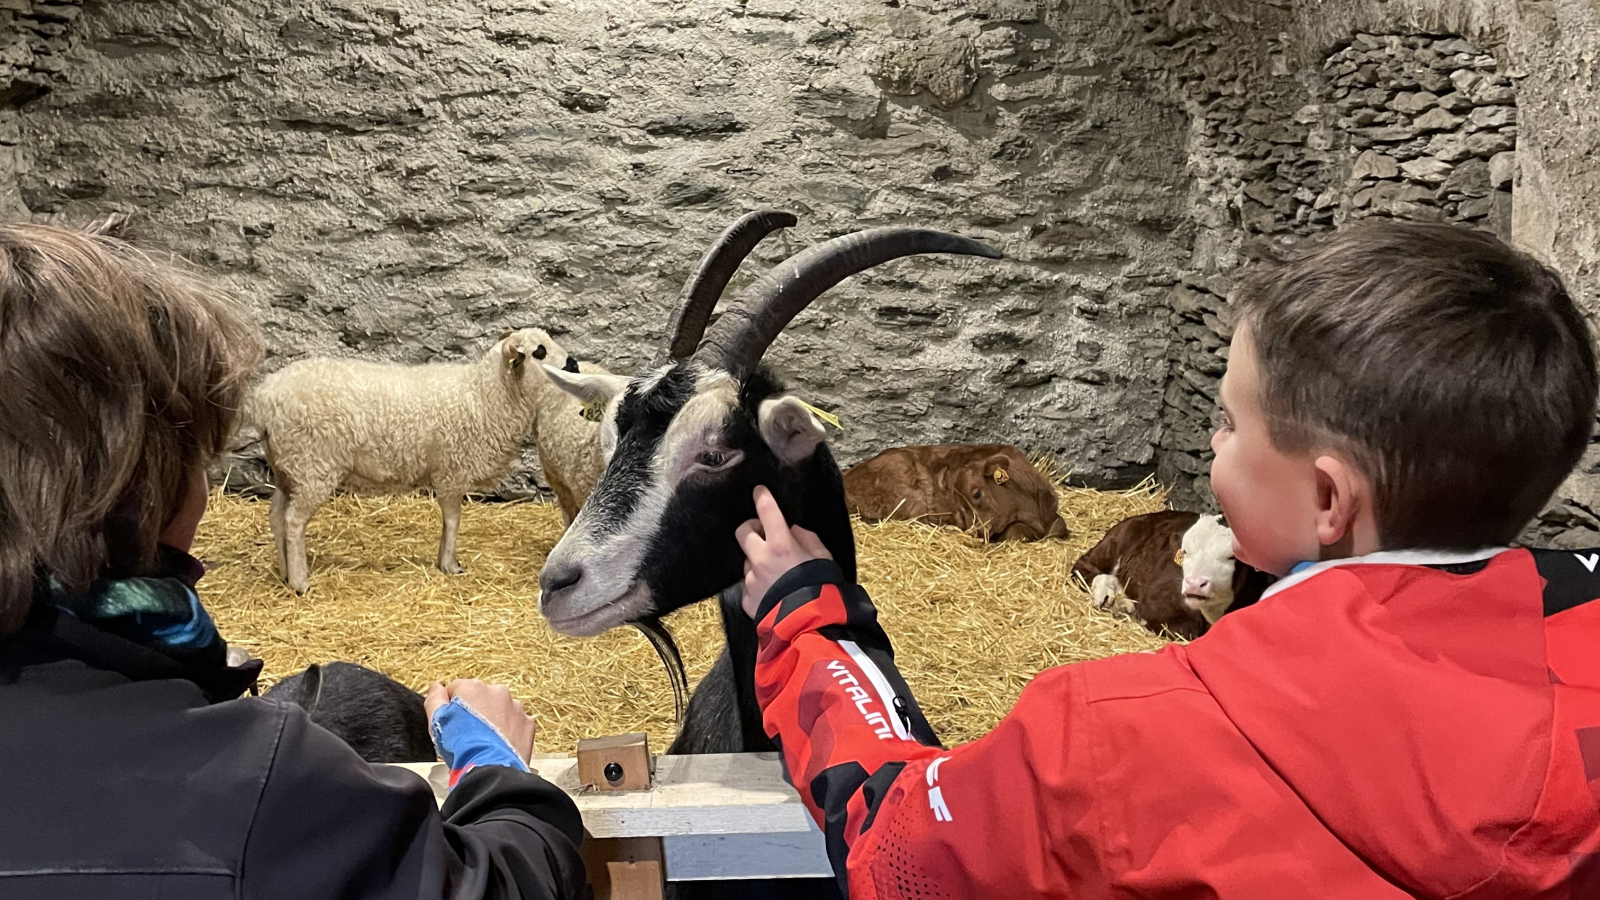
top-left (736, 486), bottom-right (833, 618)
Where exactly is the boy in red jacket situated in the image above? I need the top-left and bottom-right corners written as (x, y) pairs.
top-left (736, 220), bottom-right (1600, 899)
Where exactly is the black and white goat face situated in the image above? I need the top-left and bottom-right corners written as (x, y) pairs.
top-left (532, 219), bottom-right (1001, 638)
top-left (537, 364), bottom-right (832, 636)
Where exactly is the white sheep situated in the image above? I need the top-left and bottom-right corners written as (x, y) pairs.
top-left (245, 327), bottom-right (598, 593)
top-left (535, 356), bottom-right (607, 526)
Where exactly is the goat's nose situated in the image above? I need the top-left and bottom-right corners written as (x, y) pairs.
top-left (539, 564), bottom-right (583, 605)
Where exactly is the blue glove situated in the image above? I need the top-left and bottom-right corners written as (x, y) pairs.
top-left (430, 697), bottom-right (530, 789)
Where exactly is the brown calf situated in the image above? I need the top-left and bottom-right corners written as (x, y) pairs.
top-left (1069, 510), bottom-right (1274, 640)
top-left (844, 443), bottom-right (1069, 542)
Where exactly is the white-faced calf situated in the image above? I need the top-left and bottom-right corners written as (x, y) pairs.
top-left (1070, 511), bottom-right (1274, 639)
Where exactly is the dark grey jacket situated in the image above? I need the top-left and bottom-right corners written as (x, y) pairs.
top-left (0, 606), bottom-right (588, 900)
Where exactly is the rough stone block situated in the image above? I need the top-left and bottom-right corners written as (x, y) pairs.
top-left (1434, 38), bottom-right (1481, 56)
top-left (1458, 196), bottom-right (1494, 219)
top-left (1442, 157), bottom-right (1489, 196)
top-left (1489, 151), bottom-right (1516, 189)
top-left (1351, 148), bottom-right (1400, 180)
top-left (1426, 132), bottom-right (1474, 163)
top-left (1414, 107), bottom-right (1465, 132)
top-left (1390, 90), bottom-right (1438, 114)
top-left (1415, 70), bottom-right (1453, 93)
top-left (1472, 84), bottom-right (1517, 105)
top-left (1360, 123), bottom-right (1419, 142)
top-left (1467, 105), bottom-right (1517, 130)
top-left (1466, 130), bottom-right (1516, 156)
top-left (1436, 91), bottom-right (1474, 113)
top-left (1449, 69), bottom-right (1481, 95)
top-left (1401, 157), bottom-right (1453, 184)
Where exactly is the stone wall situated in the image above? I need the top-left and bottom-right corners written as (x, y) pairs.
top-left (1148, 22), bottom-right (1523, 512)
top-left (7, 0), bottom-right (1600, 542)
top-left (0, 0), bottom-right (83, 215)
top-left (14, 0), bottom-right (1195, 498)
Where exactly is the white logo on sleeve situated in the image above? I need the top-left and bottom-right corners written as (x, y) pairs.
top-left (825, 659), bottom-right (895, 740)
top-left (1577, 552), bottom-right (1599, 573)
top-left (926, 756), bottom-right (953, 822)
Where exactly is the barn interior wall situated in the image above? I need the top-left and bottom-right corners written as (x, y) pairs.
top-left (11, 0), bottom-right (1195, 499)
top-left (6, 0), bottom-right (1600, 543)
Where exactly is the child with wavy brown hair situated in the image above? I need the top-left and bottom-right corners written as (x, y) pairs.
top-left (0, 222), bottom-right (585, 900)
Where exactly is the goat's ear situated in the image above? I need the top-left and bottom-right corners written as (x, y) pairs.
top-left (758, 395), bottom-right (827, 466)
top-left (541, 365), bottom-right (629, 405)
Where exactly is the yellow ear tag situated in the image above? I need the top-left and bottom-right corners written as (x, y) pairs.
top-left (580, 400), bottom-right (606, 422)
top-left (1174, 548), bottom-right (1186, 566)
top-left (796, 400), bottom-right (842, 431)
top-left (992, 467), bottom-right (1009, 484)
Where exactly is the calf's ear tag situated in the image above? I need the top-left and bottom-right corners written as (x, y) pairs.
top-left (580, 400), bottom-right (606, 422)
top-left (992, 468), bottom-right (1009, 484)
top-left (1174, 548), bottom-right (1186, 565)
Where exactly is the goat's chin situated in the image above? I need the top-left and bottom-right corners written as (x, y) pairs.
top-left (543, 583), bottom-right (655, 638)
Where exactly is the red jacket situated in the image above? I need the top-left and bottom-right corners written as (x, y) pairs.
top-left (752, 549), bottom-right (1600, 899)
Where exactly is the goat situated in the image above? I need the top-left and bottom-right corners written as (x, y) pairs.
top-left (844, 443), bottom-right (1070, 541)
top-left (263, 662), bottom-right (435, 763)
top-left (537, 214), bottom-right (999, 900)
top-left (1069, 511), bottom-right (1273, 639)
top-left (245, 328), bottom-right (582, 592)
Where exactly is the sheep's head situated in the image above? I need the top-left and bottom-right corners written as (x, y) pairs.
top-left (1177, 514), bottom-right (1243, 623)
top-left (495, 327), bottom-right (555, 376)
top-left (536, 222), bottom-right (1001, 637)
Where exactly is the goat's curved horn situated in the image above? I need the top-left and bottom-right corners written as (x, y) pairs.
top-left (693, 227), bottom-right (1002, 376)
top-left (657, 210), bottom-right (798, 365)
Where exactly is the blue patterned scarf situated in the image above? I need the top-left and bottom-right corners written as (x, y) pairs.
top-left (27, 545), bottom-right (259, 701)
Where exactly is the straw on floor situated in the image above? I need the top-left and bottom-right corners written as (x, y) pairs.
top-left (195, 481), bottom-right (1171, 753)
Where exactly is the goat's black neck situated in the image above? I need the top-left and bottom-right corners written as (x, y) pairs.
top-left (716, 441), bottom-right (855, 753)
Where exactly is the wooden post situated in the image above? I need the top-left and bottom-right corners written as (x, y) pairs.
top-left (577, 732), bottom-right (652, 792)
top-left (582, 836), bottom-right (665, 900)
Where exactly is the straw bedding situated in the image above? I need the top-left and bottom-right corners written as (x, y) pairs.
top-left (196, 480), bottom-right (1172, 752)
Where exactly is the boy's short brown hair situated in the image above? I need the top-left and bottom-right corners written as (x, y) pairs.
top-left (0, 222), bottom-right (262, 634)
top-left (1234, 220), bottom-right (1598, 550)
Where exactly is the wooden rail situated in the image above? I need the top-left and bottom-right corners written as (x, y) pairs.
top-left (392, 751), bottom-right (833, 893)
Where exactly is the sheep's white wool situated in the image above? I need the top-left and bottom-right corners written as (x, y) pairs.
top-left (1180, 514), bottom-right (1239, 623)
top-left (534, 357), bottom-right (607, 525)
top-left (245, 327), bottom-right (600, 591)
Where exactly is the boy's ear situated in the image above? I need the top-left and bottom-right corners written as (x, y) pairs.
top-left (1313, 454), bottom-right (1368, 556)
top-left (541, 365), bottom-right (629, 406)
top-left (758, 395), bottom-right (827, 466)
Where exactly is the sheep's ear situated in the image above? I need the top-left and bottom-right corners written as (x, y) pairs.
top-left (758, 395), bottom-right (827, 466)
top-left (503, 341), bottom-right (536, 369)
top-left (542, 365), bottom-right (629, 406)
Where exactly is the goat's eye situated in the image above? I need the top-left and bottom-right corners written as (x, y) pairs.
top-left (698, 450), bottom-right (727, 468)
